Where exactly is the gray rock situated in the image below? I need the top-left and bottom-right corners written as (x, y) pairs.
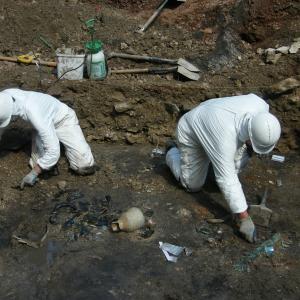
top-left (289, 41), bottom-right (300, 54)
top-left (268, 77), bottom-right (300, 95)
top-left (120, 42), bottom-right (129, 50)
top-left (47, 86), bottom-right (63, 97)
top-left (166, 74), bottom-right (173, 81)
top-left (57, 180), bottom-right (67, 191)
top-left (126, 127), bottom-right (139, 133)
top-left (288, 95), bottom-right (299, 104)
top-left (165, 102), bottom-right (180, 115)
top-left (256, 48), bottom-right (264, 55)
top-left (264, 48), bottom-right (276, 55)
top-left (104, 131), bottom-right (118, 142)
top-left (276, 46), bottom-right (290, 54)
top-left (125, 133), bottom-right (141, 145)
top-left (198, 82), bottom-right (210, 90)
top-left (111, 91), bottom-right (126, 101)
top-left (265, 52), bottom-right (282, 64)
top-left (114, 102), bottom-right (133, 113)
top-left (177, 208), bottom-right (192, 219)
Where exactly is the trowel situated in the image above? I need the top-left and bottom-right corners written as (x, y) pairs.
top-left (109, 66), bottom-right (200, 81)
top-left (107, 52), bottom-right (200, 72)
top-left (107, 52), bottom-right (200, 80)
top-left (249, 187), bottom-right (273, 227)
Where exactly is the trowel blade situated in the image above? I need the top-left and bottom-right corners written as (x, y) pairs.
top-left (249, 205), bottom-right (273, 227)
top-left (177, 66), bottom-right (200, 81)
top-left (178, 58), bottom-right (200, 72)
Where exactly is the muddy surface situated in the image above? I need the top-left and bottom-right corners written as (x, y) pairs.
top-left (0, 144), bottom-right (300, 299)
top-left (0, 0), bottom-right (299, 299)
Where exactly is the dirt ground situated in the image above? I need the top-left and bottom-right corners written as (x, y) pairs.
top-left (0, 0), bottom-right (299, 299)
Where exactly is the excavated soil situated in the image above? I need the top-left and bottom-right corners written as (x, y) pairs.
top-left (0, 1), bottom-right (299, 299)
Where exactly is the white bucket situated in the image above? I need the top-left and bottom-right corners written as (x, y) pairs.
top-left (56, 48), bottom-right (85, 80)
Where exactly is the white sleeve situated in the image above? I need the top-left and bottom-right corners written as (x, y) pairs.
top-left (207, 140), bottom-right (248, 214)
top-left (193, 111), bottom-right (248, 214)
top-left (27, 111), bottom-right (60, 170)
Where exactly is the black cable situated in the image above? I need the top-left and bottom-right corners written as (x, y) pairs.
top-left (44, 59), bottom-right (86, 92)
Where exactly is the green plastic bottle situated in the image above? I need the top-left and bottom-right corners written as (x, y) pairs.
top-left (85, 40), bottom-right (107, 80)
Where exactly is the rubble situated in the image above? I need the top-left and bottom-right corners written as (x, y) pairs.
top-left (258, 39), bottom-right (300, 63)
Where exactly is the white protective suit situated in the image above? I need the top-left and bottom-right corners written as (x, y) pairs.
top-left (166, 94), bottom-right (269, 214)
top-left (1, 88), bottom-right (95, 171)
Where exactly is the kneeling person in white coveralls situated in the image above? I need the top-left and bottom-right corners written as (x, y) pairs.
top-left (0, 89), bottom-right (96, 189)
top-left (166, 94), bottom-right (281, 243)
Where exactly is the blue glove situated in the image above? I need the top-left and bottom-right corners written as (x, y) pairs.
top-left (20, 169), bottom-right (39, 190)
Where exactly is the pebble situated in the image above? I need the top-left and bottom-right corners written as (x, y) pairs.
top-left (125, 133), bottom-right (138, 145)
top-left (177, 208), bottom-right (192, 218)
top-left (207, 237), bottom-right (215, 244)
top-left (165, 102), bottom-right (180, 115)
top-left (114, 102), bottom-right (133, 113)
top-left (265, 52), bottom-right (282, 64)
top-left (120, 42), bottom-right (129, 50)
top-left (289, 41), bottom-right (300, 54)
top-left (256, 48), bottom-right (264, 55)
top-left (57, 180), bottom-right (67, 191)
top-left (264, 48), bottom-right (276, 55)
top-left (288, 95), bottom-right (299, 104)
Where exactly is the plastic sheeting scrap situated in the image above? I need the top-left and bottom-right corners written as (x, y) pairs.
top-left (271, 155), bottom-right (285, 163)
top-left (159, 241), bottom-right (192, 263)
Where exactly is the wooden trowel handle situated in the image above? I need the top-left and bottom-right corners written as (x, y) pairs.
top-left (110, 66), bottom-right (177, 74)
top-left (108, 52), bottom-right (177, 65)
top-left (137, 0), bottom-right (169, 33)
top-left (0, 56), bottom-right (57, 67)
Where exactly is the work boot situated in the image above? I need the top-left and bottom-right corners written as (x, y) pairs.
top-left (165, 139), bottom-right (177, 153)
top-left (76, 165), bottom-right (98, 175)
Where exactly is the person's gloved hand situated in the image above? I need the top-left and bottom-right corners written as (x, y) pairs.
top-left (20, 169), bottom-right (39, 190)
top-left (238, 216), bottom-right (257, 243)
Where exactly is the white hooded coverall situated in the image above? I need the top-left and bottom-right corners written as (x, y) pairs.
top-left (166, 94), bottom-right (269, 214)
top-left (1, 88), bottom-right (94, 171)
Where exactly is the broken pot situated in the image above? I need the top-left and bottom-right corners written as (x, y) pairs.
top-left (111, 207), bottom-right (145, 232)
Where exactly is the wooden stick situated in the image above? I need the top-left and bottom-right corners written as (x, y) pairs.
top-left (110, 66), bottom-right (177, 74)
top-left (0, 56), bottom-right (57, 67)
